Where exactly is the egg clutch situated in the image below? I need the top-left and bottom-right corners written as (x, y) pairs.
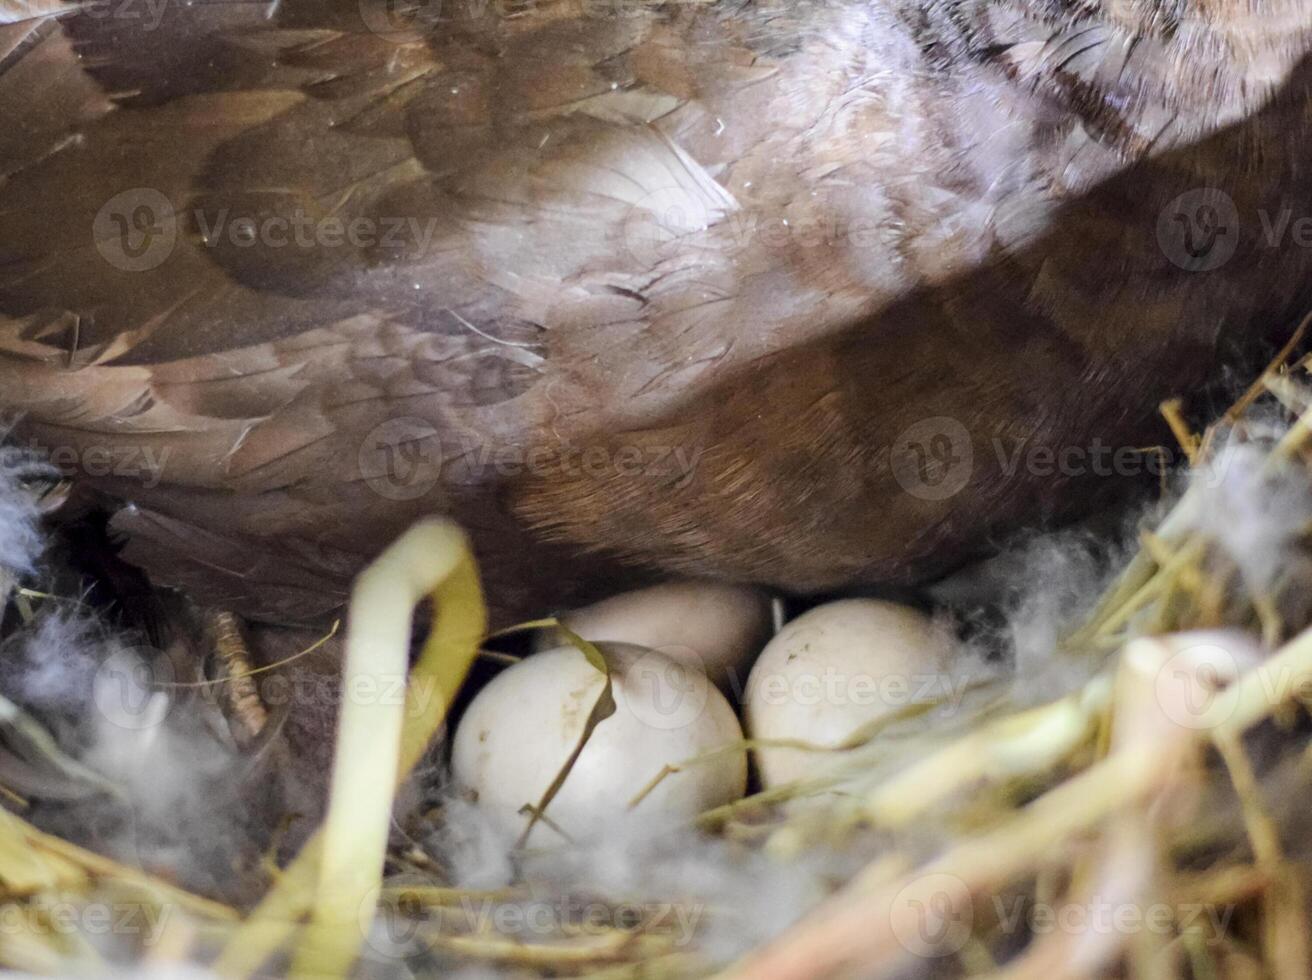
top-left (450, 581), bottom-right (965, 843)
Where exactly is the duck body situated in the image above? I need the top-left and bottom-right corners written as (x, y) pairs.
top-left (0, 0), bottom-right (1310, 624)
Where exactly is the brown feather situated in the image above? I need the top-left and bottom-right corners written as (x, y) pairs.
top-left (0, 0), bottom-right (1309, 624)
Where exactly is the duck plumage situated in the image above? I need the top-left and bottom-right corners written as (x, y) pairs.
top-left (0, 0), bottom-right (1310, 624)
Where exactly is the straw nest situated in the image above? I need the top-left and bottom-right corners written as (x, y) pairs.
top-left (5, 324), bottom-right (1312, 979)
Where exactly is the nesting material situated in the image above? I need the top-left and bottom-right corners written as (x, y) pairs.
top-left (9, 333), bottom-right (1312, 979)
top-left (0, 449), bottom-right (45, 611)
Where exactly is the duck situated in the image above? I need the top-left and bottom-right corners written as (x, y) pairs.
top-left (0, 0), bottom-right (1310, 627)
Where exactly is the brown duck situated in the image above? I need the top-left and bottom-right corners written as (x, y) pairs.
top-left (0, 0), bottom-right (1310, 626)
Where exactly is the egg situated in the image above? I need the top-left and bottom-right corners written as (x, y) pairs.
top-left (539, 581), bottom-right (774, 688)
top-left (744, 599), bottom-right (958, 787)
top-left (452, 642), bottom-right (747, 844)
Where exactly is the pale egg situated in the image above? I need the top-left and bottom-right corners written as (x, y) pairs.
top-left (744, 599), bottom-right (958, 787)
top-left (540, 581), bottom-right (774, 689)
top-left (452, 642), bottom-right (747, 844)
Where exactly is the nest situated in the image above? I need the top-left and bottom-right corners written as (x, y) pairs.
top-left (5, 327), bottom-right (1312, 979)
